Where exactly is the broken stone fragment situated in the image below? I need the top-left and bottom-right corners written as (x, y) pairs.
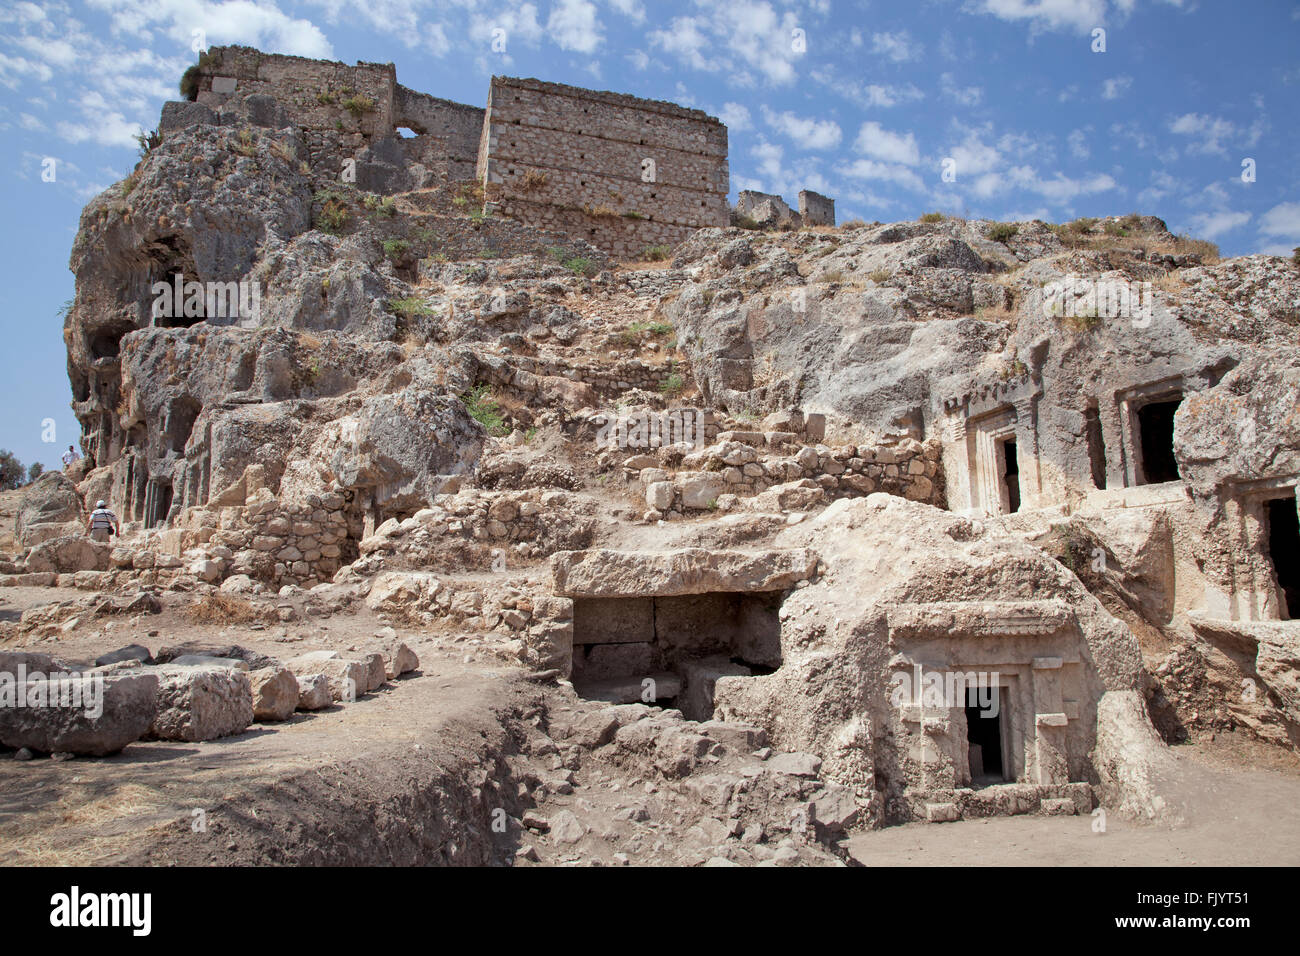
top-left (284, 656), bottom-right (366, 701)
top-left (295, 673), bottom-right (332, 711)
top-left (765, 752), bottom-right (823, 778)
top-left (94, 644), bottom-right (153, 667)
top-left (0, 671), bottom-right (159, 756)
top-left (147, 665), bottom-right (253, 742)
top-left (249, 666), bottom-right (299, 721)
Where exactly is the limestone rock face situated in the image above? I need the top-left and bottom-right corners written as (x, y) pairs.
top-left (278, 386), bottom-right (484, 511)
top-left (1176, 350), bottom-right (1300, 490)
top-left (24, 535), bottom-right (111, 574)
top-left (15, 472), bottom-right (84, 547)
top-left (148, 665), bottom-right (254, 741)
top-left (374, 641), bottom-right (419, 679)
top-left (365, 572), bottom-right (440, 613)
top-left (0, 671), bottom-right (159, 756)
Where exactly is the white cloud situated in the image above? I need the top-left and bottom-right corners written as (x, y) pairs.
top-left (1068, 128), bottom-right (1090, 159)
top-left (717, 102), bottom-right (752, 131)
top-left (547, 0), bottom-right (603, 53)
top-left (1188, 210), bottom-right (1251, 239)
top-left (836, 158), bottom-right (926, 192)
top-left (861, 82), bottom-right (924, 107)
top-left (607, 0), bottom-right (645, 24)
top-left (56, 112), bottom-right (142, 149)
top-left (648, 16), bottom-right (719, 72)
top-left (940, 73), bottom-right (983, 107)
top-left (946, 131), bottom-right (1002, 177)
top-left (1029, 171), bottom-right (1116, 202)
top-left (762, 106), bottom-right (842, 150)
top-left (423, 22), bottom-right (450, 57)
top-left (1001, 207), bottom-right (1052, 222)
top-left (626, 49), bottom-right (649, 70)
top-left (973, 0), bottom-right (1110, 34)
top-left (470, 3), bottom-right (545, 50)
top-left (1102, 75), bottom-right (1132, 99)
top-left (1169, 112), bottom-right (1237, 155)
top-left (870, 30), bottom-right (922, 63)
top-left (1258, 202), bottom-right (1300, 238)
top-left (648, 3), bottom-right (806, 86)
top-left (719, 2), bottom-right (804, 85)
top-left (0, 52), bottom-right (54, 87)
top-left (854, 121), bottom-right (920, 165)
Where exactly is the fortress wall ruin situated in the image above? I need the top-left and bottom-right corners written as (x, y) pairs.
top-left (183, 49), bottom-right (733, 260)
top-left (480, 77), bottom-right (730, 260)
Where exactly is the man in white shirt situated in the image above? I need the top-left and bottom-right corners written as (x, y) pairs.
top-left (62, 445), bottom-right (81, 469)
top-left (86, 500), bottom-right (119, 542)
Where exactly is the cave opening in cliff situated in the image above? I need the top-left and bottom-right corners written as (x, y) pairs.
top-left (1137, 396), bottom-right (1182, 484)
top-left (570, 591), bottom-right (785, 718)
top-left (1266, 495), bottom-right (1300, 619)
top-left (166, 398), bottom-right (201, 454)
top-left (89, 330), bottom-right (126, 360)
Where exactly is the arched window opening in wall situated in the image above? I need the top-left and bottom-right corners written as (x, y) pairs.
top-left (395, 127), bottom-right (418, 138)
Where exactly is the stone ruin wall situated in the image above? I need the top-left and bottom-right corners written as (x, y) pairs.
top-left (735, 189), bottom-right (835, 229)
top-left (185, 50), bottom-right (733, 261)
top-left (799, 190), bottom-right (835, 227)
top-left (479, 77), bottom-right (730, 261)
top-left (187, 46), bottom-right (485, 188)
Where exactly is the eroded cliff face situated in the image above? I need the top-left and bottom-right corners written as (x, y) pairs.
top-left (62, 83), bottom-right (601, 539)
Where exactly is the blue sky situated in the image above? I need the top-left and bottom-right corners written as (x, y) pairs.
top-left (2, 0), bottom-right (1297, 472)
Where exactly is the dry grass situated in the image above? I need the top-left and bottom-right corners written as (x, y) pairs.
top-left (518, 169), bottom-right (548, 191)
top-left (1, 784), bottom-right (173, 865)
top-left (1154, 273), bottom-right (1187, 294)
top-left (185, 591), bottom-right (270, 625)
top-left (617, 258), bottom-right (674, 272)
top-left (1166, 235), bottom-right (1220, 264)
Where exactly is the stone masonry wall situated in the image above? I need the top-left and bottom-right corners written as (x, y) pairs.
top-left (190, 46), bottom-right (485, 187)
top-left (481, 76), bottom-right (729, 261)
top-left (799, 190), bottom-right (835, 227)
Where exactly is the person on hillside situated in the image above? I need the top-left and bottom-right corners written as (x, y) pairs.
top-left (86, 500), bottom-right (119, 542)
top-left (62, 445), bottom-right (81, 469)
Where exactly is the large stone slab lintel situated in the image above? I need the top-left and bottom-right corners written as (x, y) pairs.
top-left (550, 547), bottom-right (818, 598)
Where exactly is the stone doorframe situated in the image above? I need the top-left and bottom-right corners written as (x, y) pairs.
top-left (885, 601), bottom-right (1084, 791)
top-left (1212, 475), bottom-right (1300, 621)
top-left (1114, 377), bottom-right (1186, 488)
top-left (940, 376), bottom-right (1043, 516)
